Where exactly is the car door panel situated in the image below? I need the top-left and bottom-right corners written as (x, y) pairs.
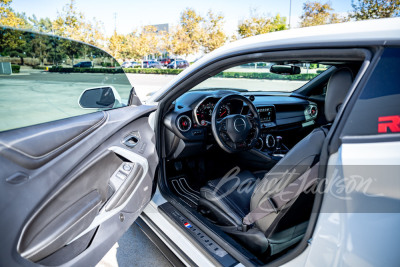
top-left (0, 111), bottom-right (106, 170)
top-left (0, 105), bottom-right (158, 266)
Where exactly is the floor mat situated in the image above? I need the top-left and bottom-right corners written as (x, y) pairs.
top-left (169, 177), bottom-right (200, 209)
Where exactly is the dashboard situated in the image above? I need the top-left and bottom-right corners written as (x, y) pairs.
top-left (194, 97), bottom-right (244, 126)
top-left (163, 90), bottom-right (318, 159)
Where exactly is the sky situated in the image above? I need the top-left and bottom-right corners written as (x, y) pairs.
top-left (11, 0), bottom-right (353, 37)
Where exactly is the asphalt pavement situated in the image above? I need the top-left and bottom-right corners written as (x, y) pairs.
top-left (96, 223), bottom-right (172, 267)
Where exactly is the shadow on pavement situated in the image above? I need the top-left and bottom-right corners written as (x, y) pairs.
top-left (97, 224), bottom-right (172, 267)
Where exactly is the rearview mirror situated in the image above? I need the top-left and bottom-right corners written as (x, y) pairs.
top-left (78, 86), bottom-right (122, 109)
top-left (270, 65), bottom-right (301, 75)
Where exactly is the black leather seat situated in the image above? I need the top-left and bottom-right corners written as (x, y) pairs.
top-left (199, 67), bottom-right (354, 255)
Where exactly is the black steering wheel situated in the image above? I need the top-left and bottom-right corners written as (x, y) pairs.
top-left (211, 94), bottom-right (261, 153)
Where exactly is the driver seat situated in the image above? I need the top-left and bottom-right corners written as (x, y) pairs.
top-left (198, 67), bottom-right (354, 255)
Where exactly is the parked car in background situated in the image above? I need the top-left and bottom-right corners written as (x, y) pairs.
top-left (73, 61), bottom-right (93, 68)
top-left (169, 58), bottom-right (183, 65)
top-left (160, 58), bottom-right (171, 66)
top-left (122, 61), bottom-right (140, 68)
top-left (143, 60), bottom-right (163, 69)
top-left (167, 59), bottom-right (189, 69)
top-left (121, 61), bottom-right (131, 68)
top-left (131, 61), bottom-right (140, 68)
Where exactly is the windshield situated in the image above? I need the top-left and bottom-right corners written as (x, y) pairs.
top-left (191, 62), bottom-right (330, 93)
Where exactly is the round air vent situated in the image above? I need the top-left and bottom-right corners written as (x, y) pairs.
top-left (177, 115), bottom-right (192, 132)
top-left (308, 105), bottom-right (318, 119)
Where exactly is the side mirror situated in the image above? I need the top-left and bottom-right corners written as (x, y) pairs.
top-left (78, 86), bottom-right (122, 109)
top-left (270, 65), bottom-right (301, 75)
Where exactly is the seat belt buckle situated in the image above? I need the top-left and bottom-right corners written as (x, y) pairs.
top-left (267, 197), bottom-right (278, 214)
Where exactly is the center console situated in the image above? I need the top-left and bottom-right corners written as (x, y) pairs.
top-left (256, 105), bottom-right (276, 129)
top-left (254, 134), bottom-right (289, 157)
top-left (253, 105), bottom-right (288, 157)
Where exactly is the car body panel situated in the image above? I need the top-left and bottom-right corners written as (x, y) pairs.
top-left (0, 105), bottom-right (159, 266)
top-left (303, 141), bottom-right (400, 267)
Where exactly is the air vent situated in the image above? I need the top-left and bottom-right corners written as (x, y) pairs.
top-left (308, 105), bottom-right (318, 119)
top-left (177, 115), bottom-right (192, 132)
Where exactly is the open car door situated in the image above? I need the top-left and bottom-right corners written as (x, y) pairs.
top-left (0, 28), bottom-right (158, 266)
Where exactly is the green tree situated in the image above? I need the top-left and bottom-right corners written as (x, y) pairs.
top-left (351, 0), bottom-right (400, 20)
top-left (127, 26), bottom-right (159, 61)
top-left (0, 28), bottom-right (27, 60)
top-left (107, 31), bottom-right (128, 61)
top-left (202, 10), bottom-right (226, 53)
top-left (0, 0), bottom-right (29, 28)
top-left (52, 0), bottom-right (105, 49)
top-left (169, 26), bottom-right (193, 57)
top-left (31, 33), bottom-right (52, 66)
top-left (29, 15), bottom-right (53, 33)
top-left (170, 8), bottom-right (205, 56)
top-left (81, 18), bottom-right (106, 48)
top-left (60, 39), bottom-right (83, 66)
top-left (52, 0), bottom-right (85, 40)
top-left (238, 13), bottom-right (287, 38)
top-left (299, 1), bottom-right (348, 27)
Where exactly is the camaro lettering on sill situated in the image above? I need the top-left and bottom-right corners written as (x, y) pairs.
top-left (378, 115), bottom-right (400, 133)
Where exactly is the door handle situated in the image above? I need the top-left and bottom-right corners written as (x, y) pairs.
top-left (122, 132), bottom-right (140, 148)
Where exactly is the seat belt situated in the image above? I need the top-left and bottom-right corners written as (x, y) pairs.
top-left (242, 162), bottom-right (320, 226)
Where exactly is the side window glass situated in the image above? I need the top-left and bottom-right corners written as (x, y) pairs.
top-left (341, 48), bottom-right (400, 136)
top-left (0, 28), bottom-right (132, 132)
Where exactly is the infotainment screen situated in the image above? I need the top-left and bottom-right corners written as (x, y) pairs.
top-left (257, 106), bottom-right (274, 122)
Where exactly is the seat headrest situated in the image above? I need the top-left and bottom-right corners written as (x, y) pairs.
top-left (325, 67), bottom-right (354, 122)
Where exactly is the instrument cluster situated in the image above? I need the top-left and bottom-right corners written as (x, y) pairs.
top-left (194, 97), bottom-right (236, 126)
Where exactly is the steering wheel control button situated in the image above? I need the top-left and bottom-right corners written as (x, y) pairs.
top-left (221, 122), bottom-right (227, 131)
